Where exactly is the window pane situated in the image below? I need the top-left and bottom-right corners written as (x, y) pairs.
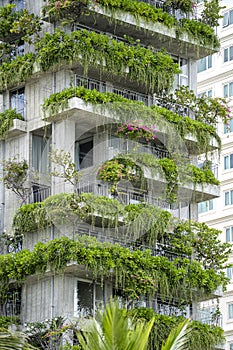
top-left (224, 124), bottom-right (227, 134)
top-left (229, 304), bottom-right (233, 318)
top-left (32, 135), bottom-right (49, 173)
top-left (231, 190), bottom-right (233, 205)
top-left (224, 48), bottom-right (229, 62)
top-left (230, 10), bottom-right (233, 25)
top-left (230, 82), bottom-right (233, 97)
top-left (230, 154), bottom-right (233, 168)
top-left (207, 55), bottom-right (212, 69)
top-left (227, 267), bottom-right (232, 279)
top-left (225, 191), bottom-right (230, 205)
top-left (230, 46), bottom-right (233, 61)
top-left (207, 90), bottom-right (212, 97)
top-left (77, 281), bottom-right (93, 316)
top-left (226, 228), bottom-right (230, 242)
top-left (223, 12), bottom-right (228, 27)
top-left (197, 58), bottom-right (207, 73)
top-left (76, 139), bottom-right (93, 170)
top-left (224, 84), bottom-right (228, 97)
top-left (230, 343), bottom-right (233, 350)
top-left (224, 156), bottom-right (229, 169)
top-left (209, 199), bottom-right (213, 210)
top-left (230, 119), bottom-right (233, 132)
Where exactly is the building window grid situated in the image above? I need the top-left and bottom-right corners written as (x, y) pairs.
top-left (224, 46), bottom-right (233, 63)
top-left (224, 154), bottom-right (233, 170)
top-left (224, 82), bottom-right (233, 97)
top-left (198, 199), bottom-right (213, 214)
top-left (223, 9), bottom-right (233, 28)
top-left (197, 89), bottom-right (212, 98)
top-left (197, 55), bottom-right (212, 73)
top-left (229, 303), bottom-right (233, 319)
top-left (224, 119), bottom-right (233, 134)
top-left (226, 226), bottom-right (233, 242)
top-left (225, 190), bottom-right (233, 206)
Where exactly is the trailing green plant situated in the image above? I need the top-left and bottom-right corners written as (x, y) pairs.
top-left (129, 308), bottom-right (225, 350)
top-left (35, 28), bottom-right (180, 93)
top-left (0, 4), bottom-right (42, 43)
top-left (0, 53), bottom-right (35, 92)
top-left (179, 18), bottom-right (220, 48)
top-left (42, 85), bottom-right (222, 154)
top-left (0, 109), bottom-right (24, 139)
top-left (42, 85), bottom-right (139, 117)
top-left (42, 0), bottom-right (219, 48)
top-left (11, 192), bottom-right (230, 273)
top-left (0, 236), bottom-right (229, 305)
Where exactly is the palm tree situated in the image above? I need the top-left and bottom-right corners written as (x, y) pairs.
top-left (78, 301), bottom-right (192, 350)
top-left (78, 300), bottom-right (154, 350)
top-left (0, 328), bottom-right (36, 350)
top-left (161, 319), bottom-right (191, 350)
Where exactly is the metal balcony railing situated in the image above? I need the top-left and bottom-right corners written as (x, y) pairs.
top-left (76, 225), bottom-right (189, 261)
top-left (74, 74), bottom-right (193, 117)
top-left (76, 180), bottom-right (190, 220)
top-left (30, 185), bottom-right (51, 204)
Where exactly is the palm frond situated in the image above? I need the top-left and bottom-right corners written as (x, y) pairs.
top-left (161, 319), bottom-right (192, 350)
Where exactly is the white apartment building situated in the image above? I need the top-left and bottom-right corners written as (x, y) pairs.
top-left (197, 1), bottom-right (233, 349)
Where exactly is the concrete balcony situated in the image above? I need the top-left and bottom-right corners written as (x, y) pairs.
top-left (42, 1), bottom-right (218, 59)
top-left (143, 167), bottom-right (220, 202)
top-left (3, 119), bottom-right (27, 139)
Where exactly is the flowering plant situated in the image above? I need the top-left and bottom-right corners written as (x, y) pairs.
top-left (117, 122), bottom-right (157, 142)
top-left (97, 157), bottom-right (142, 193)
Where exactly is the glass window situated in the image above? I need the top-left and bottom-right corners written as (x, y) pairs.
top-left (226, 227), bottom-right (233, 242)
top-left (223, 154), bottom-right (233, 170)
top-left (198, 199), bottom-right (213, 214)
top-left (224, 119), bottom-right (233, 134)
top-left (75, 281), bottom-right (103, 317)
top-left (10, 88), bottom-right (25, 117)
top-left (223, 10), bottom-right (233, 27)
top-left (230, 343), bottom-right (233, 350)
top-left (197, 56), bottom-right (212, 73)
top-left (32, 135), bottom-right (50, 173)
top-left (227, 267), bottom-right (233, 279)
top-left (10, 0), bottom-right (24, 11)
top-left (75, 138), bottom-right (93, 170)
top-left (229, 303), bottom-right (233, 319)
top-left (224, 48), bottom-right (229, 62)
top-left (224, 82), bottom-right (233, 97)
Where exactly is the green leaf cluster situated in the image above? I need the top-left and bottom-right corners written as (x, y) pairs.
top-left (0, 108), bottom-right (24, 138)
top-left (129, 308), bottom-right (225, 350)
top-left (35, 28), bottom-right (180, 93)
top-left (0, 235), bottom-right (228, 304)
top-left (0, 53), bottom-right (35, 92)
